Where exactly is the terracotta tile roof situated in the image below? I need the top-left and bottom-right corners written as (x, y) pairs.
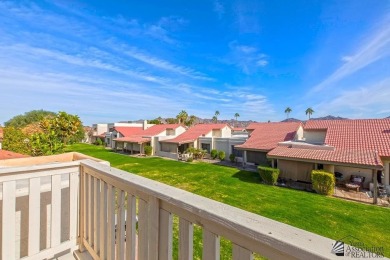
top-left (161, 124), bottom-right (229, 144)
top-left (232, 127), bottom-right (245, 131)
top-left (115, 136), bottom-right (151, 144)
top-left (304, 119), bottom-right (390, 157)
top-left (236, 122), bottom-right (301, 151)
top-left (268, 146), bottom-right (382, 168)
top-left (0, 150), bottom-right (29, 160)
top-left (114, 124), bottom-right (183, 144)
top-left (113, 127), bottom-right (143, 137)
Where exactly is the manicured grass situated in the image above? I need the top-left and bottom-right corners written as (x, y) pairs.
top-left (67, 144), bottom-right (390, 257)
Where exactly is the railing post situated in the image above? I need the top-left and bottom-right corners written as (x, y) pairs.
top-left (79, 165), bottom-right (86, 252)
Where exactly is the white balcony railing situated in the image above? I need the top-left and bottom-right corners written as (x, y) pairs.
top-left (0, 157), bottom-right (342, 260)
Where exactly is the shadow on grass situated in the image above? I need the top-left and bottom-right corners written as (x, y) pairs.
top-left (232, 170), bottom-right (261, 184)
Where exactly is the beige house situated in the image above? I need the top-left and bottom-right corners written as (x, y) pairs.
top-left (158, 124), bottom-right (233, 159)
top-left (267, 119), bottom-right (390, 192)
top-left (235, 122), bottom-right (303, 166)
top-left (114, 124), bottom-right (186, 155)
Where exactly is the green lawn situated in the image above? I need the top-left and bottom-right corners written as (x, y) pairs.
top-left (67, 144), bottom-right (389, 257)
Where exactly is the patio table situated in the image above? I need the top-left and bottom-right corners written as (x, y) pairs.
top-left (345, 183), bottom-right (360, 192)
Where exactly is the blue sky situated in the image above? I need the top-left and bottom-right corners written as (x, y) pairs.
top-left (1, 0), bottom-right (389, 125)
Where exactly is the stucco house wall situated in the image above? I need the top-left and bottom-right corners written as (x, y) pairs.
top-left (303, 130), bottom-right (327, 144)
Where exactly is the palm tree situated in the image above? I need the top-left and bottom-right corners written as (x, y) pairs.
top-left (234, 113), bottom-right (240, 127)
top-left (185, 115), bottom-right (197, 127)
top-left (284, 107), bottom-right (292, 119)
top-left (305, 107), bottom-right (314, 119)
top-left (214, 110), bottom-right (220, 123)
top-left (176, 110), bottom-right (188, 124)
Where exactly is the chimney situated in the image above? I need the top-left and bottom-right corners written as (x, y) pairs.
top-left (143, 120), bottom-right (148, 130)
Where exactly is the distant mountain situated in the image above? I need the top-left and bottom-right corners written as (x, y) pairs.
top-left (387, 116), bottom-right (390, 119)
top-left (311, 115), bottom-right (349, 120)
top-left (281, 118), bottom-right (302, 122)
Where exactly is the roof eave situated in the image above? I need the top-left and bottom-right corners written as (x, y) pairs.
top-left (267, 155), bottom-right (383, 170)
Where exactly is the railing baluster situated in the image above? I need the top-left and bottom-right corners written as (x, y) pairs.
top-left (2, 181), bottom-right (16, 260)
top-left (138, 199), bottom-right (149, 260)
top-left (202, 229), bottom-right (220, 260)
top-left (79, 167), bottom-right (86, 252)
top-left (179, 218), bottom-right (193, 260)
top-left (28, 177), bottom-right (41, 256)
top-left (116, 190), bottom-right (126, 259)
top-left (107, 184), bottom-right (115, 260)
top-left (93, 177), bottom-right (100, 253)
top-left (159, 209), bottom-right (173, 260)
top-left (88, 174), bottom-right (94, 246)
top-left (232, 243), bottom-right (253, 260)
top-left (51, 174), bottom-right (61, 247)
top-left (69, 172), bottom-right (78, 241)
top-left (126, 194), bottom-right (136, 260)
top-left (81, 170), bottom-right (88, 251)
top-left (100, 181), bottom-right (107, 259)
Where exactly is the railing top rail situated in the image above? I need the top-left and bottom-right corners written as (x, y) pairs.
top-left (80, 159), bottom-right (339, 260)
top-left (0, 160), bottom-right (82, 176)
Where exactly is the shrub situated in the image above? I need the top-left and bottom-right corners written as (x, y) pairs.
top-left (218, 151), bottom-right (225, 161)
top-left (185, 148), bottom-right (206, 160)
top-left (311, 170), bottom-right (335, 195)
top-left (144, 145), bottom-right (153, 156)
top-left (210, 149), bottom-right (218, 159)
top-left (186, 157), bottom-right (193, 162)
top-left (94, 138), bottom-right (103, 146)
top-left (258, 166), bottom-right (280, 185)
top-left (229, 153), bottom-right (236, 163)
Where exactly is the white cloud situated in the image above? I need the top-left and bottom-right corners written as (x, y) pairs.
top-left (214, 1), bottom-right (225, 19)
top-left (227, 42), bottom-right (268, 74)
top-left (312, 14), bottom-right (390, 93)
top-left (315, 78), bottom-right (390, 118)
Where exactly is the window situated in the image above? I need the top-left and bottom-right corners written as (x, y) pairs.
top-left (317, 164), bottom-right (324, 170)
top-left (231, 145), bottom-right (243, 157)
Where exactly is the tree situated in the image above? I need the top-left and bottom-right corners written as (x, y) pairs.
top-left (185, 115), bottom-right (197, 127)
top-left (3, 111), bottom-right (83, 156)
top-left (176, 110), bottom-right (188, 124)
top-left (305, 107), bottom-right (314, 119)
top-left (40, 111), bottom-right (83, 145)
top-left (234, 113), bottom-right (240, 127)
top-left (284, 107), bottom-right (292, 119)
top-left (148, 119), bottom-right (162, 125)
top-left (4, 110), bottom-right (56, 128)
top-left (165, 118), bottom-right (178, 124)
top-left (2, 127), bottom-right (29, 154)
top-left (213, 110), bottom-right (220, 123)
